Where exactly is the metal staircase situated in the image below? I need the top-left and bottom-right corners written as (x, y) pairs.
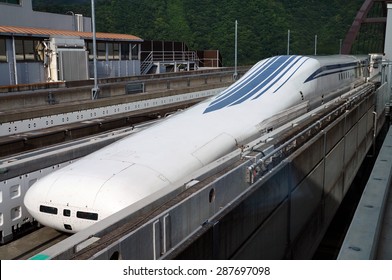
top-left (140, 52), bottom-right (154, 75)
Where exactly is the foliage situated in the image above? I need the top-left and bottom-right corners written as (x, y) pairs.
top-left (32, 0), bottom-right (365, 66)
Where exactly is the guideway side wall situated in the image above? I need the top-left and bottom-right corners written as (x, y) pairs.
top-left (169, 91), bottom-right (379, 259)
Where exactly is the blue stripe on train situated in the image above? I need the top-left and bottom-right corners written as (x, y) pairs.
top-left (231, 56), bottom-right (299, 105)
top-left (208, 57), bottom-right (277, 107)
top-left (304, 62), bottom-right (358, 83)
top-left (250, 56), bottom-right (304, 100)
top-left (204, 55), bottom-right (298, 113)
top-left (272, 57), bottom-right (310, 93)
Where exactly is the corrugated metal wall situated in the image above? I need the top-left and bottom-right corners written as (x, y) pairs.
top-left (91, 60), bottom-right (141, 79)
top-left (16, 62), bottom-right (45, 84)
top-left (0, 64), bottom-right (10, 85)
top-left (58, 50), bottom-right (89, 81)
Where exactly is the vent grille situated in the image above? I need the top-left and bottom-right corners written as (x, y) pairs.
top-left (58, 50), bottom-right (89, 81)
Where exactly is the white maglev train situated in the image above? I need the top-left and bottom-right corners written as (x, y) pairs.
top-left (24, 55), bottom-right (367, 232)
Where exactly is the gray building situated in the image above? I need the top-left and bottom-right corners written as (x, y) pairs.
top-left (0, 0), bottom-right (142, 85)
top-left (0, 0), bottom-right (91, 32)
top-left (0, 0), bottom-right (210, 86)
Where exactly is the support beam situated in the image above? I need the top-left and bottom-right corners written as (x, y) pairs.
top-left (363, 17), bottom-right (387, 23)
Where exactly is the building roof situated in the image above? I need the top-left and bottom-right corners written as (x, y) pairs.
top-left (0, 25), bottom-right (143, 42)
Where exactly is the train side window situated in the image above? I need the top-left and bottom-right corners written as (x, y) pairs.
top-left (77, 211), bottom-right (98, 221)
top-left (39, 205), bottom-right (58, 215)
top-left (63, 209), bottom-right (71, 217)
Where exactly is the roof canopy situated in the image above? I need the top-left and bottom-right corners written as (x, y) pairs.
top-left (0, 25), bottom-right (143, 42)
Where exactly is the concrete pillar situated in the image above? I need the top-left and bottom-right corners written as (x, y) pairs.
top-left (385, 3), bottom-right (392, 60)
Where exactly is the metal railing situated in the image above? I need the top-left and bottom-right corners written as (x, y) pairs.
top-left (199, 58), bottom-right (223, 68)
top-left (140, 52), bottom-right (153, 75)
top-left (140, 51), bottom-right (200, 74)
top-left (141, 51), bottom-right (198, 62)
top-left (246, 83), bottom-right (376, 185)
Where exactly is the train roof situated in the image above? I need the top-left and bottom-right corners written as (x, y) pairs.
top-left (309, 55), bottom-right (368, 66)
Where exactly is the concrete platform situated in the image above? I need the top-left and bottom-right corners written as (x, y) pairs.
top-left (0, 227), bottom-right (68, 260)
top-left (376, 181), bottom-right (392, 259)
top-left (338, 125), bottom-right (392, 260)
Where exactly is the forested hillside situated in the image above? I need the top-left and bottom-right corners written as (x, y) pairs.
top-left (32, 0), bottom-right (364, 66)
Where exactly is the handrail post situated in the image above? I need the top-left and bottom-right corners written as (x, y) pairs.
top-left (234, 20), bottom-right (238, 80)
top-left (91, 0), bottom-right (99, 100)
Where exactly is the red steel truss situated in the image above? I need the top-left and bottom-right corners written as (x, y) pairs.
top-left (342, 0), bottom-right (389, 54)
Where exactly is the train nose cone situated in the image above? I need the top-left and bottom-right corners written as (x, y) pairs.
top-left (24, 174), bottom-right (65, 230)
top-left (24, 180), bottom-right (46, 223)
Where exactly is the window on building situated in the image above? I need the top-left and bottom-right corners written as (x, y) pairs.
top-left (14, 38), bottom-right (43, 62)
top-left (14, 39), bottom-right (24, 61)
top-left (86, 40), bottom-right (93, 60)
top-left (131, 43), bottom-right (138, 60)
top-left (86, 41), bottom-right (136, 61)
top-left (0, 0), bottom-right (21, 5)
top-left (108, 43), bottom-right (113, 60)
top-left (0, 38), bottom-right (6, 62)
top-left (24, 39), bottom-right (34, 60)
top-left (108, 42), bottom-right (119, 60)
top-left (97, 42), bottom-right (106, 61)
top-left (121, 43), bottom-right (129, 60)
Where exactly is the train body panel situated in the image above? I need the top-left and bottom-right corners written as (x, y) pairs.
top-left (24, 55), bottom-right (367, 232)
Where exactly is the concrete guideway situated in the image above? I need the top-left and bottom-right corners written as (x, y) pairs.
top-left (0, 69), bottom-right (243, 137)
top-left (29, 82), bottom-right (383, 260)
top-left (338, 5), bottom-right (392, 256)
